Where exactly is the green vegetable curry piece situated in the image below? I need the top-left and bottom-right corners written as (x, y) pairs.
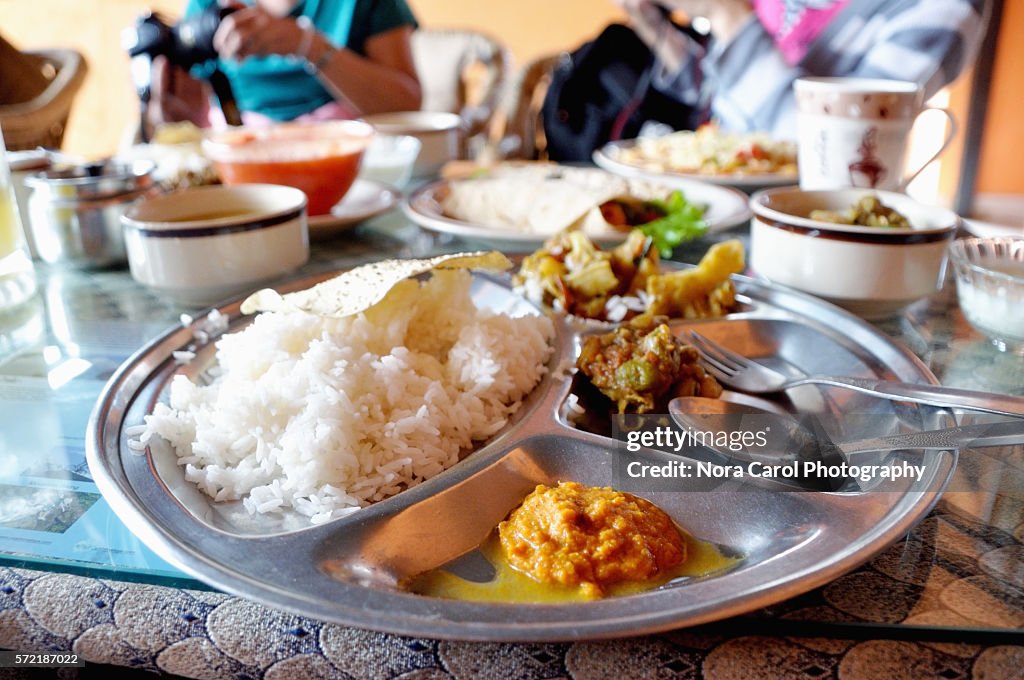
top-left (576, 315), bottom-right (722, 414)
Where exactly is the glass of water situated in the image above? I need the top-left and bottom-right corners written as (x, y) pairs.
top-left (0, 126), bottom-right (37, 309)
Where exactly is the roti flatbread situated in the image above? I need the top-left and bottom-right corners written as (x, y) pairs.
top-left (440, 165), bottom-right (675, 238)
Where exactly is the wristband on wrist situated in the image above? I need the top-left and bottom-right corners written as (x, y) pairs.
top-left (295, 16), bottom-right (337, 75)
top-left (305, 43), bottom-right (337, 75)
top-left (295, 16), bottom-right (315, 60)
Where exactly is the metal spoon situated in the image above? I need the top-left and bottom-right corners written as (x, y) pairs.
top-left (668, 396), bottom-right (1024, 462)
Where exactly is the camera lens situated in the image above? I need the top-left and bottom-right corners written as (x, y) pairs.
top-left (171, 5), bottom-right (231, 67)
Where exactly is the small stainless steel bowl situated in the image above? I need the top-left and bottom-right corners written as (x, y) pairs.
top-left (25, 159), bottom-right (155, 200)
top-left (25, 160), bottom-right (158, 269)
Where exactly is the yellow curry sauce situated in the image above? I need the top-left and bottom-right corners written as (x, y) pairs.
top-left (408, 482), bottom-right (738, 602)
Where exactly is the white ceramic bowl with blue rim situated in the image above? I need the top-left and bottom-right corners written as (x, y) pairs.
top-left (749, 187), bottom-right (960, 319)
top-left (122, 184), bottom-right (309, 307)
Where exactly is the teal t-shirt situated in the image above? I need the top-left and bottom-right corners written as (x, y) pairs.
top-left (185, 0), bottom-right (418, 120)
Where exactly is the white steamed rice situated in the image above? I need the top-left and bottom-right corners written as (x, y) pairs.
top-left (139, 270), bottom-right (555, 524)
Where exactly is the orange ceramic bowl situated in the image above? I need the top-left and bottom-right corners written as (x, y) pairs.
top-left (203, 120), bottom-right (374, 216)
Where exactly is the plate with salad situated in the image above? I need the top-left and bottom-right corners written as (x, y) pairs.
top-left (402, 162), bottom-right (751, 253)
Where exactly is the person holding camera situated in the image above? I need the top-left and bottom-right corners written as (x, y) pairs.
top-left (145, 0), bottom-right (421, 133)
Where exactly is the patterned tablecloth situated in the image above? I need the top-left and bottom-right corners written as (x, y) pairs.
top-left (1, 217), bottom-right (1022, 678)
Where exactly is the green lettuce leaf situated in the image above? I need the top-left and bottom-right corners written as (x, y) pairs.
top-left (640, 191), bottom-right (708, 257)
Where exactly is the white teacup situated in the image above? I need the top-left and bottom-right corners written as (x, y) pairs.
top-left (793, 77), bottom-right (956, 191)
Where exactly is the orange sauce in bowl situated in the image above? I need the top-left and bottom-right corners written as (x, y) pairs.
top-left (205, 121), bottom-right (373, 216)
top-left (213, 152), bottom-right (362, 216)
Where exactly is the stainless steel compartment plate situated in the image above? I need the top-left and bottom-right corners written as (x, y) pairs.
top-left (86, 270), bottom-right (956, 641)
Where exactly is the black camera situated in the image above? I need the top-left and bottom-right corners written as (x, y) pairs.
top-left (127, 6), bottom-right (233, 69)
top-left (124, 6), bottom-right (242, 138)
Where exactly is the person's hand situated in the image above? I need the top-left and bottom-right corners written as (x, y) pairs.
top-left (618, 0), bottom-right (754, 45)
top-left (613, 0), bottom-right (649, 11)
top-left (145, 54), bottom-right (211, 136)
top-left (213, 5), bottom-right (307, 61)
top-left (614, 1), bottom-right (673, 46)
top-left (664, 1), bottom-right (753, 44)
top-left (612, 0), bottom-right (690, 72)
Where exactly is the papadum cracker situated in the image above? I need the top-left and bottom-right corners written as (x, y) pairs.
top-left (241, 251), bottom-right (512, 318)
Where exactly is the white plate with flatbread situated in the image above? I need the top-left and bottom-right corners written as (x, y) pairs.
top-left (402, 163), bottom-right (752, 246)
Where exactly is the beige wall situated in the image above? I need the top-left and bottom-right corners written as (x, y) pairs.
top-left (0, 0), bottom-right (182, 157)
top-left (0, 0), bottom-right (623, 158)
top-left (410, 0), bottom-right (624, 65)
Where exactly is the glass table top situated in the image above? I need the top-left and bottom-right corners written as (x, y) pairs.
top-left (1, 213), bottom-right (1022, 636)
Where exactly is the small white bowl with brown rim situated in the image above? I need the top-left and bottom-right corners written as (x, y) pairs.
top-left (360, 111), bottom-right (465, 179)
top-left (122, 184), bottom-right (309, 307)
top-left (749, 187), bottom-right (960, 319)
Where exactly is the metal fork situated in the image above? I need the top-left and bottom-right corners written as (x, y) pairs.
top-left (686, 330), bottom-right (1024, 418)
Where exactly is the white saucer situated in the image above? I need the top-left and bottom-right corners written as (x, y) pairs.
top-left (308, 179), bottom-right (400, 240)
top-left (962, 218), bottom-right (1023, 239)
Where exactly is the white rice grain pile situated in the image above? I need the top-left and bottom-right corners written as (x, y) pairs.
top-left (141, 270), bottom-right (554, 524)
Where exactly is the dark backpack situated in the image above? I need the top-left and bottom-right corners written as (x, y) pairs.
top-left (541, 23), bottom-right (708, 163)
